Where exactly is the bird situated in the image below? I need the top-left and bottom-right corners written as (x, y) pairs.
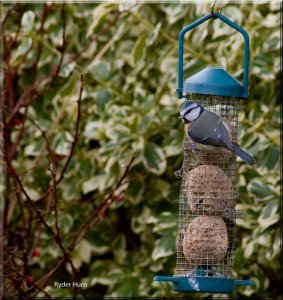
top-left (179, 100), bottom-right (255, 165)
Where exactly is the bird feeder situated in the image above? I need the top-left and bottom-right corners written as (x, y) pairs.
top-left (153, 11), bottom-right (254, 293)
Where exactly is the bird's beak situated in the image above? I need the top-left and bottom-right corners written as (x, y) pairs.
top-left (179, 115), bottom-right (185, 123)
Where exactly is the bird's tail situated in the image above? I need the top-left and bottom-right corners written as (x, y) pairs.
top-left (232, 143), bottom-right (255, 165)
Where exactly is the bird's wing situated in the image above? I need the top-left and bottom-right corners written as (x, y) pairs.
top-left (188, 111), bottom-right (233, 150)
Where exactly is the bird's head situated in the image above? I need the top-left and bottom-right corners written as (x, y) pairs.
top-left (179, 101), bottom-right (204, 124)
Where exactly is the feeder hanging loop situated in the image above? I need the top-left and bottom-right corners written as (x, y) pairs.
top-left (177, 12), bottom-right (249, 99)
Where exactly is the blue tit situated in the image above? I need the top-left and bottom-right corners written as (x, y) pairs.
top-left (179, 100), bottom-right (255, 165)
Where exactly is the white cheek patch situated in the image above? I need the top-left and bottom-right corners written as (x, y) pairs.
top-left (181, 103), bottom-right (198, 117)
top-left (186, 107), bottom-right (201, 122)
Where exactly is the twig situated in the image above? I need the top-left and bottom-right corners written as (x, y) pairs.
top-left (4, 76), bottom-right (48, 125)
top-left (13, 186), bottom-right (27, 234)
top-left (35, 156), bottom-right (135, 288)
top-left (6, 160), bottom-right (55, 237)
top-left (25, 115), bottom-right (53, 159)
top-left (2, 6), bottom-right (132, 297)
top-left (31, 4), bottom-right (49, 82)
top-left (35, 74), bottom-right (84, 203)
top-left (35, 257), bottom-right (65, 287)
top-left (30, 75), bottom-right (85, 293)
top-left (49, 166), bottom-right (80, 288)
top-left (5, 5), bottom-right (66, 127)
top-left (56, 74), bottom-right (83, 184)
top-left (48, 3), bottom-right (66, 87)
top-left (7, 154), bottom-right (79, 298)
top-left (3, 263), bottom-right (51, 299)
top-left (68, 156), bottom-right (135, 251)
top-left (63, 10), bottom-right (123, 67)
top-left (1, 7), bottom-right (13, 29)
top-left (8, 105), bottom-right (28, 160)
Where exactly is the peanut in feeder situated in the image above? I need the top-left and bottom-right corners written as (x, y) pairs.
top-left (182, 215), bottom-right (228, 265)
top-left (153, 8), bottom-right (254, 294)
top-left (185, 165), bottom-right (235, 216)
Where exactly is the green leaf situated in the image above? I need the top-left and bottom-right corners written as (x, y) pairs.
top-left (143, 142), bottom-right (167, 175)
top-left (58, 73), bottom-right (79, 97)
top-left (59, 62), bottom-right (75, 78)
top-left (160, 3), bottom-right (188, 24)
top-left (147, 22), bottom-right (161, 45)
top-left (37, 36), bottom-right (61, 57)
top-left (111, 234), bottom-right (126, 264)
top-left (162, 130), bottom-right (183, 157)
top-left (248, 179), bottom-right (273, 198)
top-left (126, 179), bottom-right (144, 205)
top-left (89, 260), bottom-right (117, 286)
top-left (233, 247), bottom-right (245, 269)
top-left (24, 141), bottom-right (41, 157)
top-left (82, 173), bottom-right (115, 194)
top-left (259, 146), bottom-right (280, 170)
top-left (131, 206), bottom-right (152, 234)
top-left (138, 115), bottom-right (151, 134)
top-left (257, 200), bottom-right (279, 230)
top-left (82, 174), bottom-right (104, 194)
top-left (51, 132), bottom-right (72, 156)
top-left (105, 124), bottom-right (131, 141)
top-left (89, 61), bottom-right (111, 81)
top-left (262, 13), bottom-right (280, 28)
top-left (44, 286), bottom-right (72, 297)
top-left (76, 239), bottom-right (92, 264)
top-left (95, 89), bottom-right (112, 113)
top-left (113, 277), bottom-right (140, 297)
top-left (105, 156), bottom-right (117, 173)
top-left (243, 239), bottom-right (255, 259)
top-left (149, 211), bottom-right (178, 232)
top-left (152, 229), bottom-right (176, 260)
top-left (58, 213), bottom-right (74, 234)
top-left (86, 4), bottom-right (116, 37)
top-left (131, 35), bottom-right (147, 66)
top-left (21, 10), bottom-right (35, 33)
top-left (160, 56), bottom-right (178, 73)
top-left (11, 38), bottom-right (32, 66)
top-left (84, 121), bottom-right (104, 140)
top-left (88, 230), bottom-right (110, 255)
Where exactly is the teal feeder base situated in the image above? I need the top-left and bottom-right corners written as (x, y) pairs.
top-left (153, 276), bottom-right (253, 293)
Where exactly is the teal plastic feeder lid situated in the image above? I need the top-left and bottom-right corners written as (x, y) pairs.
top-left (153, 276), bottom-right (254, 293)
top-left (184, 67), bottom-right (247, 99)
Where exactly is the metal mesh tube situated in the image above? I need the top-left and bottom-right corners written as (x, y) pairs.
top-left (175, 94), bottom-right (241, 279)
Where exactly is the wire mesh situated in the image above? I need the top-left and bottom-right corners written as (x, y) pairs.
top-left (175, 94), bottom-right (241, 279)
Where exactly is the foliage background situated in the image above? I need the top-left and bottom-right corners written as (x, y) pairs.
top-left (1, 1), bottom-right (281, 298)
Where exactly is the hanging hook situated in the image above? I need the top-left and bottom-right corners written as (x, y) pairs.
top-left (211, 1), bottom-right (218, 19)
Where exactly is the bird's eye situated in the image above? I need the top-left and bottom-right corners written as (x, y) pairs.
top-left (185, 108), bottom-right (193, 114)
